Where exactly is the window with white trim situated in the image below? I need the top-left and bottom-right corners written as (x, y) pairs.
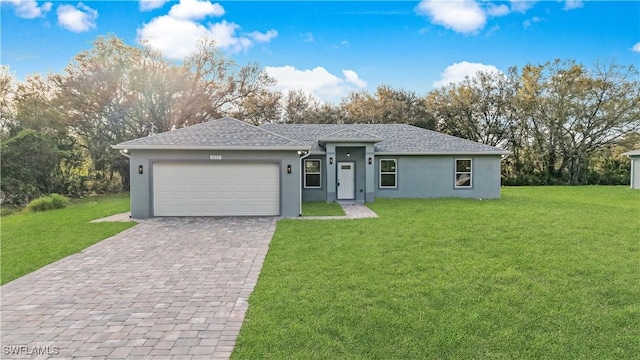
top-left (379, 159), bottom-right (397, 188)
top-left (304, 159), bottom-right (321, 188)
top-left (455, 159), bottom-right (472, 188)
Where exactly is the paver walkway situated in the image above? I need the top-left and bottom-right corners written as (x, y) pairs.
top-left (296, 202), bottom-right (379, 220)
top-left (339, 203), bottom-right (379, 219)
top-left (1, 217), bottom-right (276, 359)
top-left (89, 212), bottom-right (132, 222)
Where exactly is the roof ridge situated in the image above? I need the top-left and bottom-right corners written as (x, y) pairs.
top-left (321, 126), bottom-right (378, 138)
top-left (114, 116), bottom-right (311, 149)
top-left (231, 117), bottom-right (308, 146)
top-left (146, 117), bottom-right (221, 137)
top-left (149, 117), bottom-right (305, 146)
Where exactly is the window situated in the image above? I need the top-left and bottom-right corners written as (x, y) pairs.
top-left (380, 159), bottom-right (397, 188)
top-left (455, 159), bottom-right (472, 188)
top-left (304, 159), bottom-right (321, 188)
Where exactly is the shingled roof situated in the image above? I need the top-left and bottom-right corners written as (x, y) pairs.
top-left (316, 128), bottom-right (383, 143)
top-left (260, 123), bottom-right (511, 155)
top-left (114, 117), bottom-right (510, 155)
top-left (113, 117), bottom-right (308, 150)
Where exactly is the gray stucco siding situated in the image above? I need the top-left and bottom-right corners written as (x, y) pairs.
top-left (128, 149), bottom-right (302, 218)
top-left (374, 155), bottom-right (502, 199)
top-left (302, 156), bottom-right (327, 202)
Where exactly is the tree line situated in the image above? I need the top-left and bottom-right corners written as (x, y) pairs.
top-left (1, 35), bottom-right (639, 206)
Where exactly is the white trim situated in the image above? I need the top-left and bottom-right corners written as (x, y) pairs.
top-left (375, 151), bottom-right (511, 156)
top-left (622, 150), bottom-right (640, 156)
top-left (304, 159), bottom-right (322, 189)
top-left (454, 158), bottom-right (473, 188)
top-left (379, 158), bottom-right (397, 188)
top-left (112, 145), bottom-right (310, 151)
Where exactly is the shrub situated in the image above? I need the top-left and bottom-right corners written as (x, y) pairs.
top-left (26, 194), bottom-right (70, 212)
top-left (1, 130), bottom-right (60, 206)
top-left (0, 206), bottom-right (20, 217)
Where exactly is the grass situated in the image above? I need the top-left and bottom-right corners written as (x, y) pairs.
top-left (233, 186), bottom-right (640, 359)
top-left (1, 193), bottom-right (134, 285)
top-left (302, 201), bottom-right (345, 216)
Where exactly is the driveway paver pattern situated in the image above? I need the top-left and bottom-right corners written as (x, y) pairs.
top-left (1, 217), bottom-right (276, 359)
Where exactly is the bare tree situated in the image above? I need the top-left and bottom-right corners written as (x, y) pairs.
top-left (341, 85), bottom-right (430, 125)
top-left (425, 70), bottom-right (515, 146)
top-left (176, 38), bottom-right (276, 128)
top-left (0, 66), bottom-right (17, 137)
top-left (514, 59), bottom-right (640, 184)
top-left (231, 89), bottom-right (282, 125)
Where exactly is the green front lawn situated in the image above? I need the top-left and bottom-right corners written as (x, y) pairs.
top-left (302, 201), bottom-right (345, 216)
top-left (1, 193), bottom-right (135, 285)
top-left (234, 187), bottom-right (640, 359)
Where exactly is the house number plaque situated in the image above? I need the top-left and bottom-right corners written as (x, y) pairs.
top-left (209, 155), bottom-right (222, 160)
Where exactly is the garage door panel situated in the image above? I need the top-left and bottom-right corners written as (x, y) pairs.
top-left (153, 162), bottom-right (280, 216)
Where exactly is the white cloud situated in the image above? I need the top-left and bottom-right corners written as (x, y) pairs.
top-left (138, 0), bottom-right (277, 59)
top-left (139, 0), bottom-right (170, 12)
top-left (6, 0), bottom-right (52, 19)
top-left (433, 61), bottom-right (501, 88)
top-left (265, 66), bottom-right (367, 102)
top-left (57, 3), bottom-right (98, 33)
top-left (342, 70), bottom-right (367, 88)
top-left (168, 0), bottom-right (224, 20)
top-left (632, 42), bottom-right (640, 53)
top-left (137, 16), bottom-right (209, 59)
top-left (563, 0), bottom-right (583, 10)
top-left (486, 3), bottom-right (510, 17)
top-left (208, 20), bottom-right (256, 52)
top-left (510, 0), bottom-right (537, 13)
top-left (248, 30), bottom-right (279, 43)
top-left (523, 16), bottom-right (542, 29)
top-left (415, 0), bottom-right (486, 34)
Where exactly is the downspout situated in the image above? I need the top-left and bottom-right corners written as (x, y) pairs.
top-left (298, 150), bottom-right (311, 216)
top-left (625, 154), bottom-right (633, 189)
top-left (118, 149), bottom-right (133, 219)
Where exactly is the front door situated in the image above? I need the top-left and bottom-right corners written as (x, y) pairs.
top-left (337, 162), bottom-right (355, 199)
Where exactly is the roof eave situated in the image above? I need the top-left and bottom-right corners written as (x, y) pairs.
top-left (111, 144), bottom-right (311, 151)
top-left (374, 151), bottom-right (512, 156)
top-left (622, 150), bottom-right (640, 157)
top-left (318, 137), bottom-right (383, 143)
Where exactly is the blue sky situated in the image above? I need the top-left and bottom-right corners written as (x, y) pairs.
top-left (2, 0), bottom-right (639, 102)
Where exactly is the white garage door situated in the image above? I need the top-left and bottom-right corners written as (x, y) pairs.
top-left (153, 162), bottom-right (280, 216)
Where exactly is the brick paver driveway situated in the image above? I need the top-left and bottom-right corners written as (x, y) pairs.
top-left (1, 217), bottom-right (277, 359)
